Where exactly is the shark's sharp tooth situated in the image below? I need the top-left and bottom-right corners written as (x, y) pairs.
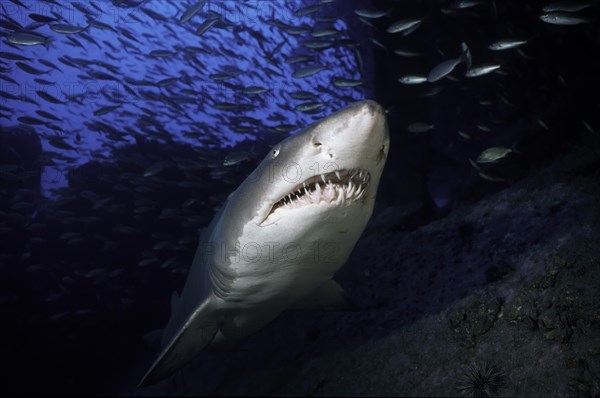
top-left (355, 185), bottom-right (362, 198)
top-left (335, 170), bottom-right (341, 180)
top-left (315, 182), bottom-right (321, 201)
top-left (336, 191), bottom-right (344, 205)
top-left (347, 181), bottom-right (355, 197)
top-left (320, 174), bottom-right (326, 184)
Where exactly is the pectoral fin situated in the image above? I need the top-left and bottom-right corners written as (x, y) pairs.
top-left (138, 294), bottom-right (219, 387)
top-left (290, 280), bottom-right (358, 311)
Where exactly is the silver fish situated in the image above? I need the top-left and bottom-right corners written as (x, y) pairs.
top-left (16, 62), bottom-right (50, 75)
top-left (449, 0), bottom-right (482, 9)
top-left (398, 75), bottom-right (428, 84)
top-left (332, 78), bottom-right (363, 87)
top-left (295, 101), bottom-right (327, 112)
top-left (7, 32), bottom-right (50, 46)
top-left (149, 49), bottom-right (175, 58)
top-left (242, 86), bottom-right (269, 95)
top-left (386, 18), bottom-right (422, 34)
top-left (223, 151), bottom-right (251, 166)
top-left (292, 64), bottom-right (326, 78)
top-left (408, 122), bottom-right (434, 133)
top-left (94, 104), bottom-right (122, 117)
top-left (542, 1), bottom-right (594, 12)
top-left (394, 48), bottom-right (423, 57)
top-left (50, 23), bottom-right (88, 34)
top-left (354, 8), bottom-right (388, 19)
top-left (539, 12), bottom-right (590, 25)
top-left (0, 51), bottom-right (32, 61)
top-left (489, 39), bottom-right (527, 51)
top-left (476, 147), bottom-right (512, 163)
top-left (195, 18), bottom-right (218, 35)
top-left (286, 55), bottom-right (313, 64)
top-left (428, 56), bottom-right (464, 82)
top-left (179, 1), bottom-right (207, 23)
top-left (465, 64), bottom-right (501, 77)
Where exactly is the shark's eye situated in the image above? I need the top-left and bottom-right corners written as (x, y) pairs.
top-left (272, 147), bottom-right (280, 158)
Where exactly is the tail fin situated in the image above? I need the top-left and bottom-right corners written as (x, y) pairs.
top-left (461, 42), bottom-right (472, 69)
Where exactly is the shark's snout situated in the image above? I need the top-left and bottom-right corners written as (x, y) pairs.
top-left (364, 100), bottom-right (388, 135)
top-left (362, 101), bottom-right (390, 162)
top-left (356, 99), bottom-right (385, 118)
top-left (343, 100), bottom-right (389, 144)
top-left (315, 100), bottom-right (388, 147)
top-left (346, 100), bottom-right (390, 166)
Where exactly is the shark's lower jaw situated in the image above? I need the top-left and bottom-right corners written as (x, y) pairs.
top-left (267, 169), bottom-right (371, 218)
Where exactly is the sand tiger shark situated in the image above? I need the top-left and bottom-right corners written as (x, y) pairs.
top-left (139, 100), bottom-right (390, 386)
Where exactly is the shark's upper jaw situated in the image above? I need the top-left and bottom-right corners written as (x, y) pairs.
top-left (264, 168), bottom-right (371, 221)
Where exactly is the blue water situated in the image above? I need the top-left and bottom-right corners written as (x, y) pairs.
top-left (1, 0), bottom-right (366, 195)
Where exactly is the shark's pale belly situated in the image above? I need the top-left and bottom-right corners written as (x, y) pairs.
top-left (210, 199), bottom-right (372, 341)
top-left (217, 267), bottom-right (330, 337)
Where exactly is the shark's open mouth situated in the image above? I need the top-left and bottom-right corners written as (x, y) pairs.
top-left (267, 169), bottom-right (370, 217)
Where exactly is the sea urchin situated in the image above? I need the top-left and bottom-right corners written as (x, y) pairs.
top-left (456, 361), bottom-right (507, 397)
